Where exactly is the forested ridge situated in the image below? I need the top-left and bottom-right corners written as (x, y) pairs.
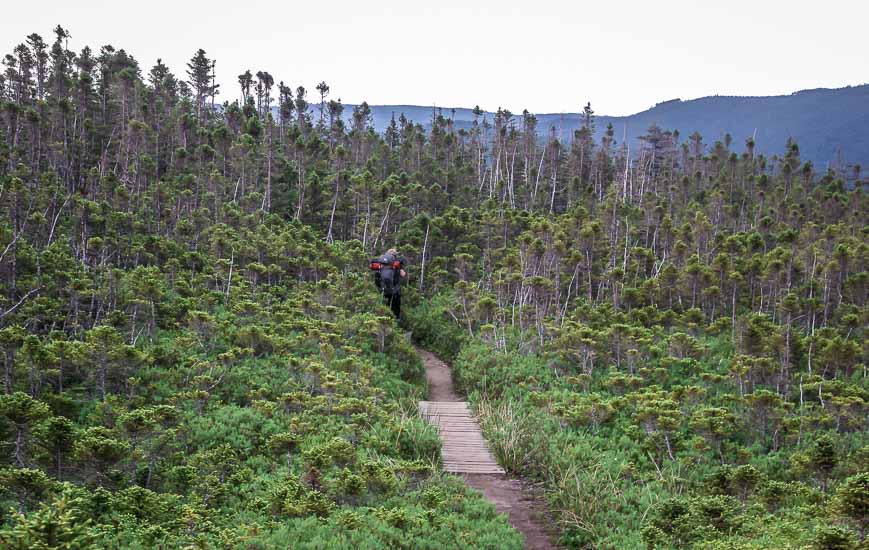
top-left (346, 84), bottom-right (869, 170)
top-left (0, 27), bottom-right (866, 549)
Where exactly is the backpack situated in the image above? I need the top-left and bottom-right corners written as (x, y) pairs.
top-left (370, 255), bottom-right (403, 295)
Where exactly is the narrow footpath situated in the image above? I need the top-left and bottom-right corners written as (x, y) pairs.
top-left (416, 348), bottom-right (556, 549)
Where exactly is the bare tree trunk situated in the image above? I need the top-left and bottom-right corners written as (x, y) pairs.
top-left (419, 223), bottom-right (430, 292)
top-left (326, 176), bottom-right (340, 243)
top-left (262, 123), bottom-right (273, 212)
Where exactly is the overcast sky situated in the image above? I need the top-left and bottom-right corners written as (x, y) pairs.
top-left (2, 0), bottom-right (867, 116)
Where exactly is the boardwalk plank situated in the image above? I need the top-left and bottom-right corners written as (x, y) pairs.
top-left (418, 399), bottom-right (504, 475)
top-left (417, 348), bottom-right (556, 548)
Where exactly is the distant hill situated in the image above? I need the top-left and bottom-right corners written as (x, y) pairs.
top-left (351, 85), bottom-right (869, 169)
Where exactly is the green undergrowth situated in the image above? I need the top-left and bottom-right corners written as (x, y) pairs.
top-left (0, 226), bottom-right (522, 548)
top-left (408, 301), bottom-right (868, 549)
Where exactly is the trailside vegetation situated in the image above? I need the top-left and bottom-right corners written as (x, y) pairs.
top-left (1, 26), bottom-right (866, 548)
top-left (0, 28), bottom-right (523, 548)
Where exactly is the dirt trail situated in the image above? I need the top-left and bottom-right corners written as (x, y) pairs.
top-left (417, 348), bottom-right (557, 550)
top-left (420, 348), bottom-right (460, 402)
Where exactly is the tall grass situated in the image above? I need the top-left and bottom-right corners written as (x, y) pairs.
top-left (475, 397), bottom-right (538, 474)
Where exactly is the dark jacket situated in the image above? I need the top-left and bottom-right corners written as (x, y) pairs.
top-left (372, 252), bottom-right (406, 296)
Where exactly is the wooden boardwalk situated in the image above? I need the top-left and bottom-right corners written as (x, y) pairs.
top-left (418, 400), bottom-right (505, 474)
top-left (416, 348), bottom-right (555, 548)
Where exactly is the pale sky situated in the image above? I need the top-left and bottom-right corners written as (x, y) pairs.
top-left (2, 0), bottom-right (867, 116)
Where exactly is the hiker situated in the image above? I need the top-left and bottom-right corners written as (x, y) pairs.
top-left (370, 248), bottom-right (407, 318)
